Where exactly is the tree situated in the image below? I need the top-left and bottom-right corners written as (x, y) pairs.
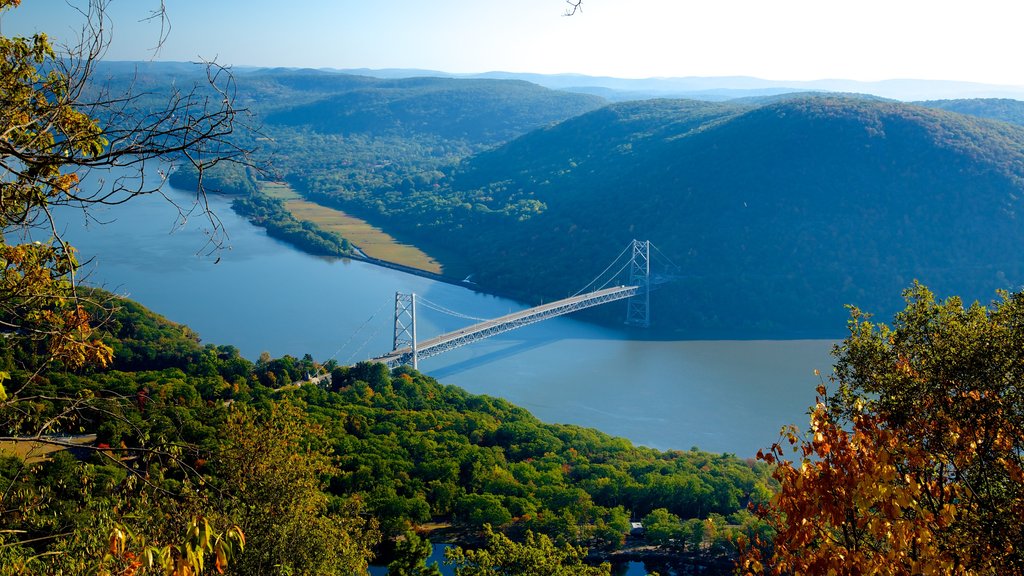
top-left (215, 402), bottom-right (380, 575)
top-left (0, 0), bottom-right (255, 571)
top-left (1, 0), bottom-right (253, 387)
top-left (0, 0), bottom-right (255, 467)
top-left (387, 530), bottom-right (442, 576)
top-left (444, 524), bottom-right (610, 576)
top-left (641, 508), bottom-right (683, 546)
top-left (739, 284), bottom-right (1024, 575)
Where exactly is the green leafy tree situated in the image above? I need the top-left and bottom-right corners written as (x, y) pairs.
top-left (641, 508), bottom-right (683, 546)
top-left (0, 0), bottom-right (250, 382)
top-left (445, 525), bottom-right (610, 576)
top-left (216, 402), bottom-right (380, 575)
top-left (387, 531), bottom-right (442, 576)
top-left (455, 493), bottom-right (513, 529)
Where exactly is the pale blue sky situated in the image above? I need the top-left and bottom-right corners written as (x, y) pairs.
top-left (3, 0), bottom-right (1023, 85)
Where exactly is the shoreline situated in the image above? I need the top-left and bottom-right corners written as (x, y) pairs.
top-left (347, 251), bottom-right (464, 289)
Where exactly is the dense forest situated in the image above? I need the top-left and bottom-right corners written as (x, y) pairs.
top-left (0, 291), bottom-right (772, 574)
top-left (143, 65), bottom-right (607, 267)
top-left (916, 97), bottom-right (1024, 125)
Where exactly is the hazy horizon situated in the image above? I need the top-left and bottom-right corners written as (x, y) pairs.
top-left (4, 0), bottom-right (1023, 88)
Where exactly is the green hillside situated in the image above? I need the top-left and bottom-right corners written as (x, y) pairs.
top-left (330, 95), bottom-right (1024, 337)
top-left (89, 64), bottom-right (606, 187)
top-left (0, 291), bottom-right (768, 573)
top-left (264, 75), bottom-right (608, 143)
top-left (917, 97), bottom-right (1024, 126)
top-left (114, 63), bottom-right (608, 263)
top-left (106, 63), bottom-right (1024, 338)
top-left (252, 72), bottom-right (607, 202)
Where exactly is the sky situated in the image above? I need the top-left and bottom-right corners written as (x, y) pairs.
top-left (3, 0), bottom-right (1024, 86)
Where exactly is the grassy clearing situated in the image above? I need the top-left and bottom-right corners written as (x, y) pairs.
top-left (285, 200), bottom-right (443, 273)
top-left (260, 181), bottom-right (303, 201)
top-left (0, 434), bottom-right (97, 464)
top-left (257, 181), bottom-right (443, 273)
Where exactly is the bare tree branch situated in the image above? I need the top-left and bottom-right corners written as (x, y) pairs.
top-left (0, 0), bottom-right (262, 363)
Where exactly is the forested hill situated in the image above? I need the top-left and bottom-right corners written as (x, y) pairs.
top-left (342, 95), bottom-right (1024, 338)
top-left (93, 63), bottom-right (607, 193)
top-left (261, 73), bottom-right (608, 144)
top-left (240, 69), bottom-right (607, 205)
top-left (916, 98), bottom-right (1024, 126)
top-left (1, 290), bottom-right (770, 573)
top-left (124, 63), bottom-right (611, 262)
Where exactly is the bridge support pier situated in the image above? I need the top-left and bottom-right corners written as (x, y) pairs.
top-left (393, 292), bottom-right (418, 369)
top-left (625, 239), bottom-right (650, 327)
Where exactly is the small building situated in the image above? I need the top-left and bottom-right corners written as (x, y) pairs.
top-left (629, 521), bottom-right (644, 537)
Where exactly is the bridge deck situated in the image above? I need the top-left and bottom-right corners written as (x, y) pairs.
top-left (372, 285), bottom-right (638, 368)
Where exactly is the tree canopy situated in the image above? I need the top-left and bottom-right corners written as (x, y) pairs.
top-left (0, 1), bottom-right (258, 573)
top-left (740, 283), bottom-right (1024, 575)
top-left (444, 525), bottom-right (609, 576)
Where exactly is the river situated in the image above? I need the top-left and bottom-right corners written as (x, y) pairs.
top-left (56, 177), bottom-right (833, 457)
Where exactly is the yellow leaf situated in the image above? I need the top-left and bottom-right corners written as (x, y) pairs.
top-left (215, 545), bottom-right (227, 574)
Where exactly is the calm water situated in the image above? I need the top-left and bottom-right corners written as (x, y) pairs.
top-left (56, 178), bottom-right (832, 457)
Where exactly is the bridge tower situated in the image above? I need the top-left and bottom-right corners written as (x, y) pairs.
top-left (625, 239), bottom-right (650, 327)
top-left (393, 292), bottom-right (418, 369)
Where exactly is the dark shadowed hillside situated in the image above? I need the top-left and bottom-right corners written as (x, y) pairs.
top-left (333, 96), bottom-right (1024, 337)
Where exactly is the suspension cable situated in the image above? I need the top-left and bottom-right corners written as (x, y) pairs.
top-left (650, 242), bottom-right (681, 270)
top-left (595, 258), bottom-right (635, 291)
top-left (417, 296), bottom-right (489, 322)
top-left (572, 242), bottom-right (633, 297)
top-left (318, 299), bottom-right (389, 373)
top-left (346, 322), bottom-right (384, 364)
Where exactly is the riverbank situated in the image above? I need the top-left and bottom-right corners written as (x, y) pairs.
top-left (253, 182), bottom-right (544, 302)
top-left (63, 175), bottom-right (833, 457)
top-left (261, 181), bottom-right (443, 274)
top-left (347, 252), bottom-right (468, 289)
top-left (598, 543), bottom-right (737, 575)
top-left (372, 524), bottom-right (740, 576)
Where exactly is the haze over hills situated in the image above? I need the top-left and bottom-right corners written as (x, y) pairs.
top-left (337, 67), bottom-right (1024, 102)
top-left (915, 98), bottom-right (1024, 126)
top-left (98, 60), bottom-right (1024, 104)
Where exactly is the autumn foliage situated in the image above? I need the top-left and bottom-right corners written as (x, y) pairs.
top-left (740, 284), bottom-right (1024, 575)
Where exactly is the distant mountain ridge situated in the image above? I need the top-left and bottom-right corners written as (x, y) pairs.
top-left (262, 74), bottom-right (606, 145)
top-left (96, 60), bottom-right (1024, 103)
top-left (94, 61), bottom-right (1024, 102)
top-left (337, 68), bottom-right (1024, 102)
top-left (915, 98), bottom-right (1024, 126)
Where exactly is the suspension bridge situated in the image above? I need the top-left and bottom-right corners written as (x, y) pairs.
top-left (364, 239), bottom-right (678, 369)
